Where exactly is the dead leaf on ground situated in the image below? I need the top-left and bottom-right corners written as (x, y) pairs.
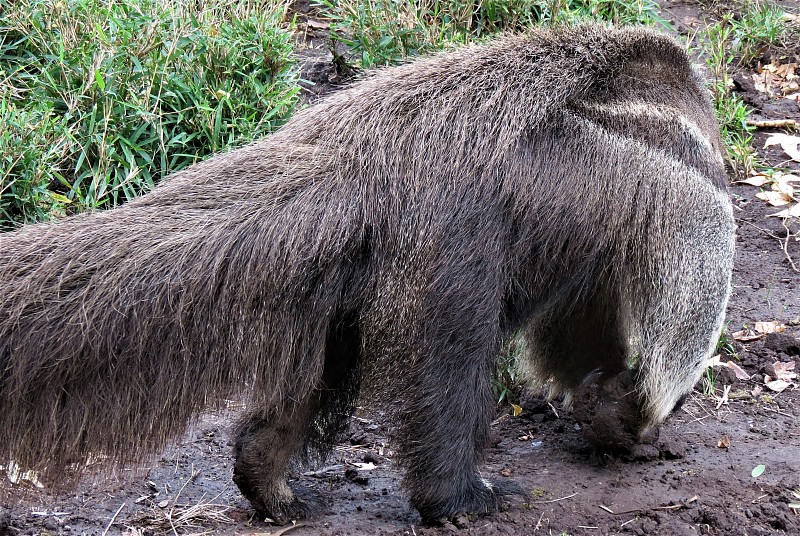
top-left (764, 378), bottom-right (792, 393)
top-left (756, 190), bottom-right (794, 206)
top-left (768, 203), bottom-right (800, 219)
top-left (306, 19), bottom-right (330, 30)
top-left (754, 176), bottom-right (797, 206)
top-left (737, 174), bottom-right (771, 187)
top-left (732, 322), bottom-right (785, 342)
top-left (764, 133), bottom-right (800, 163)
top-left (772, 361), bottom-right (797, 382)
top-left (754, 321), bottom-right (786, 334)
top-left (754, 62), bottom-right (800, 99)
top-left (718, 436), bottom-right (731, 448)
top-left (764, 362), bottom-right (796, 393)
top-left (726, 360), bottom-right (751, 381)
top-left (705, 355), bottom-right (751, 381)
top-left (732, 329), bottom-right (764, 342)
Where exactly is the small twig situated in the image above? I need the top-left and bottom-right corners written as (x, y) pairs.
top-left (715, 385), bottom-right (732, 409)
top-left (655, 496), bottom-right (698, 510)
top-left (746, 119), bottom-right (799, 129)
top-left (763, 405), bottom-right (794, 418)
top-left (620, 517), bottom-right (638, 528)
top-left (600, 496), bottom-right (698, 516)
top-left (739, 217), bottom-right (800, 272)
top-left (534, 492), bottom-right (578, 503)
top-left (780, 221), bottom-right (800, 273)
top-left (682, 397), bottom-right (715, 422)
top-left (270, 522), bottom-right (305, 535)
top-left (752, 494), bottom-right (770, 503)
top-left (333, 444), bottom-right (370, 452)
top-left (168, 465), bottom-right (199, 535)
top-left (534, 511), bottom-right (546, 530)
top-left (101, 503), bottom-right (126, 536)
top-left (739, 219), bottom-right (783, 240)
top-left (303, 464), bottom-right (344, 477)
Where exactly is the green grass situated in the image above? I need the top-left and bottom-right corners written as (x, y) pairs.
top-left (0, 0), bottom-right (300, 230)
top-left (700, 20), bottom-right (757, 174)
top-left (493, 336), bottom-right (525, 404)
top-left (697, 0), bottom-right (794, 175)
top-left (716, 329), bottom-right (738, 359)
top-left (318, 0), bottom-right (666, 68)
top-left (727, 0), bottom-right (788, 66)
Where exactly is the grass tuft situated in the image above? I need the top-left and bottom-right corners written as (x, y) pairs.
top-left (0, 0), bottom-right (300, 230)
top-left (318, 0), bottom-right (666, 69)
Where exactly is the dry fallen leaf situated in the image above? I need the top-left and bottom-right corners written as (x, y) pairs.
top-left (772, 361), bottom-right (797, 382)
top-left (725, 360), bottom-right (751, 381)
top-left (732, 329), bottom-right (764, 342)
top-left (756, 62), bottom-right (800, 98)
top-left (754, 321), bottom-right (786, 334)
top-left (756, 190), bottom-right (794, 206)
top-left (732, 322), bottom-right (785, 342)
top-left (765, 379), bottom-right (791, 393)
top-left (717, 436), bottom-right (731, 448)
top-left (768, 203), bottom-right (800, 219)
top-left (737, 174), bottom-right (771, 187)
top-left (306, 19), bottom-right (330, 30)
top-left (753, 72), bottom-right (775, 95)
top-left (774, 179), bottom-right (796, 198)
top-left (764, 361), bottom-right (796, 393)
top-left (764, 133), bottom-right (800, 162)
top-left (775, 63), bottom-right (797, 79)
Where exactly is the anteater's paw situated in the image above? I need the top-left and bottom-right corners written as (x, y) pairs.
top-left (233, 470), bottom-right (319, 525)
top-left (245, 486), bottom-right (319, 525)
top-left (415, 478), bottom-right (524, 525)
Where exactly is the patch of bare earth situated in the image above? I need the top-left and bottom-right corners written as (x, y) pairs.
top-left (2, 2), bottom-right (800, 535)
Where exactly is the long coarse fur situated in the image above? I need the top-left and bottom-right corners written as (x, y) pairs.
top-left (0, 24), bottom-right (735, 521)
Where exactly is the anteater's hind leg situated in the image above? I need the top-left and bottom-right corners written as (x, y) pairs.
top-left (233, 320), bottom-right (361, 523)
top-left (524, 282), bottom-right (628, 399)
top-left (523, 283), bottom-right (645, 449)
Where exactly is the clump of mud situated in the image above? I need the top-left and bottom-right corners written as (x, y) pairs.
top-left (572, 369), bottom-right (647, 451)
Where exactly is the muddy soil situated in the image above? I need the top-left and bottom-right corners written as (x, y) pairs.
top-left (2, 1), bottom-right (800, 535)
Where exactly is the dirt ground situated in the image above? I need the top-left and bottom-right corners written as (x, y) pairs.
top-left (2, 1), bottom-right (800, 535)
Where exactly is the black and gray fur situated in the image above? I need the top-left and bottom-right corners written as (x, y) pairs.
top-left (0, 25), bottom-right (735, 522)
